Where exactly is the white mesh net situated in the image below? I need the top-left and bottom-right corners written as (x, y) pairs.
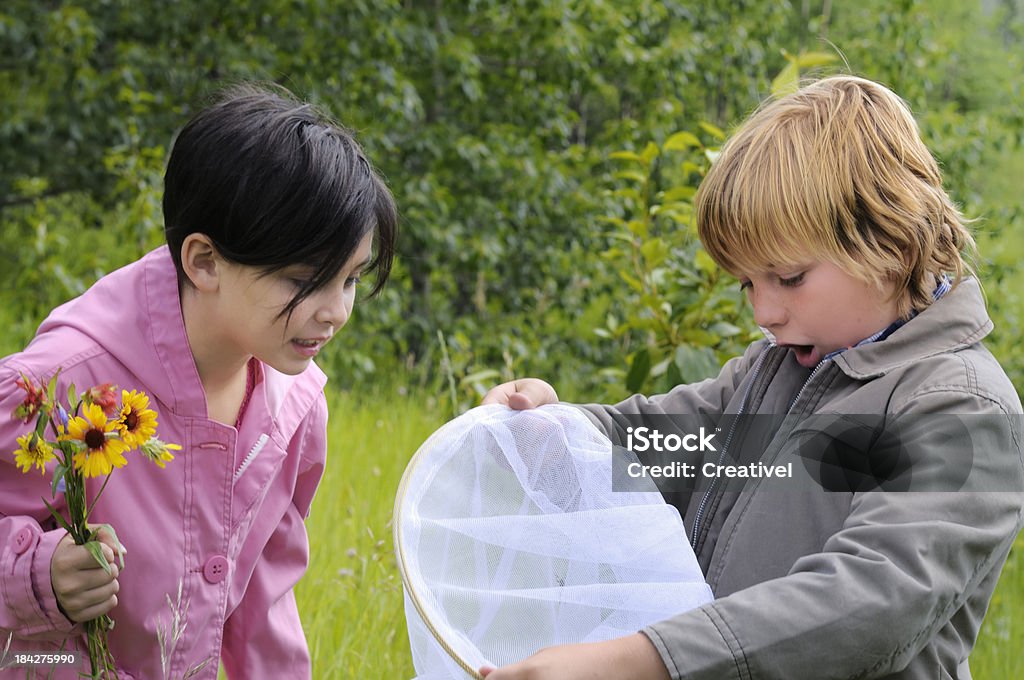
top-left (394, 404), bottom-right (713, 679)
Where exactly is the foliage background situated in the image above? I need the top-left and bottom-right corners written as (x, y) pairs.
top-left (2, 0), bottom-right (1022, 676)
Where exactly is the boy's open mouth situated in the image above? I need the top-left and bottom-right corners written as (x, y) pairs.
top-left (783, 344), bottom-right (821, 369)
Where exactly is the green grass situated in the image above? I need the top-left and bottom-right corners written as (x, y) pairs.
top-left (972, 533), bottom-right (1024, 679)
top-left (296, 386), bottom-right (445, 678)
top-left (299, 387), bottom-right (1024, 678)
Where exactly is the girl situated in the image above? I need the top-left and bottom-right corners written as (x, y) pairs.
top-left (0, 84), bottom-right (397, 678)
top-left (482, 76), bottom-right (1023, 679)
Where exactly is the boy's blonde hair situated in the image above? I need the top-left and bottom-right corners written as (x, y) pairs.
top-left (696, 75), bottom-right (974, 318)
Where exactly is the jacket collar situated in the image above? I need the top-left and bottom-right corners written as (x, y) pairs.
top-left (831, 277), bottom-right (992, 380)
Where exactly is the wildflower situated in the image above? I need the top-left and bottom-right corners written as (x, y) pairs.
top-left (116, 390), bottom-right (158, 448)
top-left (67, 403), bottom-right (129, 478)
top-left (138, 437), bottom-right (181, 469)
top-left (12, 375), bottom-right (48, 423)
top-left (85, 383), bottom-right (120, 417)
top-left (13, 434), bottom-right (55, 474)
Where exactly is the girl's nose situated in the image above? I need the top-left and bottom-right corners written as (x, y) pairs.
top-left (315, 288), bottom-right (353, 329)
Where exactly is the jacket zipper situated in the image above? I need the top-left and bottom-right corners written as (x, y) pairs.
top-left (234, 433), bottom-right (270, 482)
top-left (787, 358), bottom-right (832, 414)
top-left (690, 348), bottom-right (770, 549)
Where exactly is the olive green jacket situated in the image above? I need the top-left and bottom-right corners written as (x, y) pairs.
top-left (580, 278), bottom-right (1024, 679)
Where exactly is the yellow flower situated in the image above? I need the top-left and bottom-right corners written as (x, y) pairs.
top-left (67, 403), bottom-right (129, 478)
top-left (13, 434), bottom-right (55, 474)
top-left (116, 390), bottom-right (158, 448)
top-left (138, 437), bottom-right (181, 469)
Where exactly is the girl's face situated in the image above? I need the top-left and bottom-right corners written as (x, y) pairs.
top-left (214, 232), bottom-right (374, 375)
top-left (737, 259), bottom-right (900, 368)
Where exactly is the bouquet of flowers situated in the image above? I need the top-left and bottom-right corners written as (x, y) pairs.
top-left (10, 371), bottom-right (180, 679)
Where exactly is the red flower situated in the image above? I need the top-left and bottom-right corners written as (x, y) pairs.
top-left (13, 375), bottom-right (48, 423)
top-left (85, 383), bottom-right (120, 417)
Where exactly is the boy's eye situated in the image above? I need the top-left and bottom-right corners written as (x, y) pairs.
top-left (779, 272), bottom-right (806, 287)
top-left (289, 278), bottom-right (311, 289)
top-left (739, 280), bottom-right (753, 292)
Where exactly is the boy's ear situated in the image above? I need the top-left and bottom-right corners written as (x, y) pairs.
top-left (180, 234), bottom-right (221, 292)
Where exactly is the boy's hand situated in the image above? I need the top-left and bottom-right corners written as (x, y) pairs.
top-left (481, 379), bottom-right (559, 410)
top-left (50, 527), bottom-right (125, 622)
top-left (479, 634), bottom-right (670, 680)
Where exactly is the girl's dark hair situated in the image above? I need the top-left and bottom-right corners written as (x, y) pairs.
top-left (163, 83), bottom-right (397, 319)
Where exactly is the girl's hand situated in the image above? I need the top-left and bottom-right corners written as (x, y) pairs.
top-left (50, 527), bottom-right (124, 622)
top-left (479, 634), bottom-right (670, 680)
top-left (481, 379), bottom-right (559, 410)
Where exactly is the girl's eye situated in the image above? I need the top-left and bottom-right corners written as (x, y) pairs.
top-left (779, 272), bottom-right (806, 287)
top-left (739, 280), bottom-right (752, 292)
top-left (344, 275), bottom-right (362, 289)
top-left (289, 278), bottom-right (311, 289)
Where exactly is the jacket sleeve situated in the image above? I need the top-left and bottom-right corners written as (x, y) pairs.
top-left (574, 341), bottom-right (768, 446)
top-left (220, 395), bottom-right (327, 679)
top-left (642, 389), bottom-right (1024, 680)
top-left (0, 364), bottom-right (79, 640)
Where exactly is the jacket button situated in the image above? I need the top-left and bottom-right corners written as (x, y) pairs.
top-left (13, 527), bottom-right (34, 554)
top-left (202, 555), bottom-right (230, 584)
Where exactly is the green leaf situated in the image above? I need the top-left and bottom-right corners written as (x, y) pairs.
top-left (681, 161), bottom-right (703, 176)
top-left (698, 121), bottom-right (726, 140)
top-left (51, 463), bottom-right (67, 498)
top-left (626, 219), bottom-right (648, 239)
top-left (709, 321), bottom-right (742, 338)
top-left (771, 59), bottom-right (800, 98)
top-left (618, 270), bottom-right (644, 291)
top-left (704, 149), bottom-right (721, 164)
top-left (626, 348), bottom-right (652, 393)
top-left (662, 186), bottom-right (696, 202)
top-left (92, 523), bottom-right (126, 569)
top-left (599, 216), bottom-right (627, 228)
top-left (34, 412), bottom-right (48, 438)
top-left (42, 498), bottom-right (73, 535)
top-left (84, 540), bottom-right (113, 575)
top-left (681, 328), bottom-right (716, 346)
top-left (695, 249), bottom-right (717, 276)
top-left (67, 382), bottom-right (78, 410)
top-left (46, 371), bottom-right (60, 405)
top-left (639, 141), bottom-right (659, 165)
top-left (459, 369), bottom-right (501, 387)
top-left (796, 51), bottom-right (839, 69)
top-left (666, 359), bottom-right (684, 388)
top-left (663, 131), bottom-right (702, 151)
top-left (650, 357), bottom-right (671, 378)
top-left (674, 345), bottom-right (721, 383)
top-left (640, 238), bottom-right (669, 268)
top-left (614, 170), bottom-right (647, 184)
top-left (609, 151), bottom-right (644, 163)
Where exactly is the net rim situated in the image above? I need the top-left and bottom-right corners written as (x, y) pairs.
top-left (394, 407), bottom-right (494, 679)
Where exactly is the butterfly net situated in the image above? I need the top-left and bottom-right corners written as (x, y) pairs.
top-left (393, 404), bottom-right (713, 679)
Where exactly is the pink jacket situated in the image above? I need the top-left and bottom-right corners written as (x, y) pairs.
top-left (0, 246), bottom-right (328, 679)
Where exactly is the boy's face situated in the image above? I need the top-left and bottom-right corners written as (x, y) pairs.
top-left (738, 260), bottom-right (900, 369)
top-left (214, 232), bottom-right (374, 376)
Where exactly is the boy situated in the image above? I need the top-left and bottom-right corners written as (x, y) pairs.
top-left (482, 76), bottom-right (1024, 680)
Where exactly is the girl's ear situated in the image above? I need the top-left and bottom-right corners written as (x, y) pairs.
top-left (180, 234), bottom-right (221, 293)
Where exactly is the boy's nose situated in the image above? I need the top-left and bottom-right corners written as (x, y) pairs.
top-left (751, 291), bottom-right (786, 329)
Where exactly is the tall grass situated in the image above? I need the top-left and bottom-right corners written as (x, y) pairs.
top-left (296, 386), bottom-right (444, 678)
top-left (299, 387), bottom-right (1023, 678)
